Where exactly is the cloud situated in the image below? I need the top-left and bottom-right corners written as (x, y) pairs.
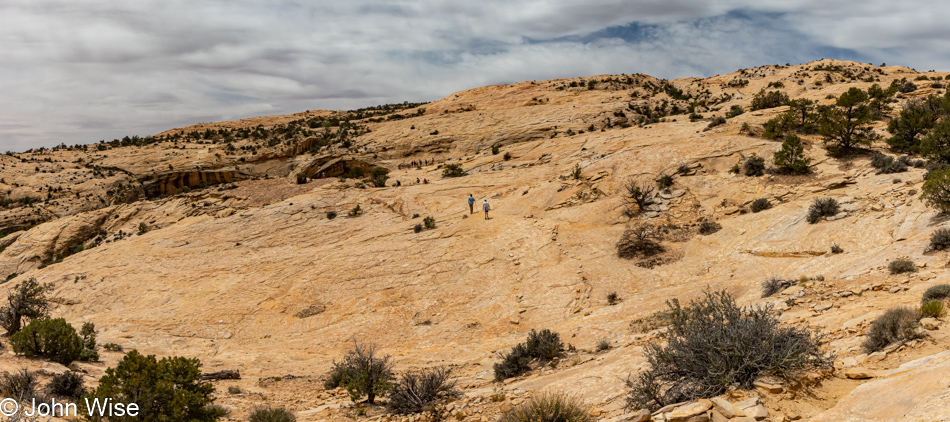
top-left (0, 0), bottom-right (946, 150)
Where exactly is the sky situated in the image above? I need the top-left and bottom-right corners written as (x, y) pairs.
top-left (2, 0), bottom-right (949, 151)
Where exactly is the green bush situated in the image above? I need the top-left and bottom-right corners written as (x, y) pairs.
top-left (831, 244), bottom-right (844, 254)
top-left (494, 329), bottom-right (565, 381)
top-left (743, 155), bottom-right (765, 176)
top-left (387, 367), bottom-right (459, 414)
top-left (423, 216), bottom-right (436, 230)
top-left (369, 167), bottom-right (389, 187)
top-left (296, 175), bottom-right (308, 184)
top-left (503, 152), bottom-right (512, 161)
top-left (922, 168), bottom-right (950, 212)
top-left (492, 145), bottom-right (500, 155)
top-left (79, 322), bottom-right (99, 361)
top-left (48, 371), bottom-right (85, 400)
top-left (499, 392), bottom-right (592, 422)
top-left (920, 300), bottom-right (946, 318)
top-left (442, 164), bottom-right (466, 178)
top-left (11, 318), bottom-right (83, 366)
top-left (324, 340), bottom-right (394, 404)
top-left (326, 211), bottom-right (337, 220)
top-left (83, 350), bottom-right (224, 422)
top-left (0, 277), bottom-right (52, 335)
top-left (726, 105), bottom-right (745, 118)
top-left (249, 407), bottom-right (296, 422)
top-left (888, 259), bottom-right (916, 274)
top-left (751, 90), bottom-right (790, 110)
top-left (625, 290), bottom-right (829, 410)
top-left (413, 224), bottom-right (423, 233)
top-left (774, 135), bottom-right (811, 174)
top-left (922, 284), bottom-right (950, 303)
top-left (751, 198), bottom-right (772, 213)
top-left (656, 174), bottom-right (674, 188)
top-left (596, 338), bottom-right (611, 352)
top-left (862, 308), bottom-right (923, 353)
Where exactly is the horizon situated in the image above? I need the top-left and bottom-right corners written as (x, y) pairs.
top-left (3, 1), bottom-right (948, 151)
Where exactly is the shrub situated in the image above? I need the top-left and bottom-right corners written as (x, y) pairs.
top-left (751, 90), bottom-right (790, 110)
top-left (79, 321), bottom-right (99, 361)
top-left (806, 197), bottom-right (839, 224)
top-left (831, 244), bottom-right (844, 254)
top-left (774, 135), bottom-right (810, 174)
top-left (350, 204), bottom-right (362, 216)
top-left (929, 228), bottom-right (950, 251)
top-left (761, 277), bottom-right (792, 298)
top-left (676, 164), bottom-right (691, 175)
top-left (369, 167), bottom-right (389, 187)
top-left (494, 329), bottom-right (564, 381)
top-left (607, 292), bottom-right (619, 305)
top-left (296, 175), bottom-right (308, 184)
top-left (899, 82), bottom-right (917, 93)
top-left (387, 367), bottom-right (459, 414)
top-left (623, 180), bottom-right (654, 215)
top-left (11, 318), bottom-right (83, 366)
top-left (656, 174), bottom-right (674, 188)
top-left (492, 145), bottom-right (500, 155)
top-left (886, 98), bottom-right (939, 153)
top-left (0, 277), bottom-right (52, 335)
top-left (499, 392), bottom-right (592, 422)
top-left (625, 290), bottom-right (829, 410)
top-left (423, 216), bottom-right (436, 230)
top-left (413, 224), bottom-right (423, 233)
top-left (525, 329), bottom-right (564, 360)
top-left (596, 338), bottom-right (611, 352)
top-left (617, 225), bottom-right (664, 258)
top-left (920, 300), bottom-right (946, 318)
top-left (705, 116), bottom-right (726, 130)
top-left (442, 164), bottom-right (466, 178)
top-left (751, 198), bottom-right (772, 213)
top-left (504, 152), bottom-right (512, 161)
top-left (324, 340), bottom-right (394, 404)
top-left (888, 259), bottom-right (916, 274)
top-left (0, 369), bottom-right (39, 401)
top-left (922, 284), bottom-right (950, 303)
top-left (102, 343), bottom-right (123, 352)
top-left (870, 153), bottom-right (908, 174)
top-left (743, 155), bottom-right (765, 177)
top-left (227, 386), bottom-right (242, 394)
top-left (83, 350), bottom-right (223, 422)
top-left (862, 308), bottom-right (923, 353)
top-left (138, 222), bottom-right (149, 235)
top-left (922, 168), bottom-right (950, 212)
top-left (249, 406), bottom-right (296, 422)
top-left (48, 371), bottom-right (85, 400)
top-left (726, 105), bottom-right (745, 118)
top-left (326, 211), bottom-right (337, 220)
top-left (698, 221), bottom-right (721, 235)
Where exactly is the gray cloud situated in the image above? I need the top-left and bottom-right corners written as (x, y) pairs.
top-left (0, 0), bottom-right (946, 150)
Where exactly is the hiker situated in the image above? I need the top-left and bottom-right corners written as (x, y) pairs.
top-left (423, 178), bottom-right (428, 184)
top-left (468, 194), bottom-right (475, 214)
top-left (416, 178), bottom-right (420, 184)
top-left (483, 199), bottom-right (491, 220)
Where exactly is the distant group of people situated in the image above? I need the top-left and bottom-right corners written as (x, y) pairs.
top-left (468, 194), bottom-right (491, 220)
top-left (398, 159), bottom-right (434, 169)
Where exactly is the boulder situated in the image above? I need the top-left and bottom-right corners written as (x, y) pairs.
top-left (709, 397), bottom-right (744, 418)
top-left (810, 351), bottom-right (950, 421)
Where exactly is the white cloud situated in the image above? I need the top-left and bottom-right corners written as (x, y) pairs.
top-left (0, 0), bottom-right (947, 150)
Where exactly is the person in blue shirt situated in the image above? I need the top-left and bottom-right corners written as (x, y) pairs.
top-left (468, 194), bottom-right (475, 214)
top-left (483, 199), bottom-right (491, 220)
